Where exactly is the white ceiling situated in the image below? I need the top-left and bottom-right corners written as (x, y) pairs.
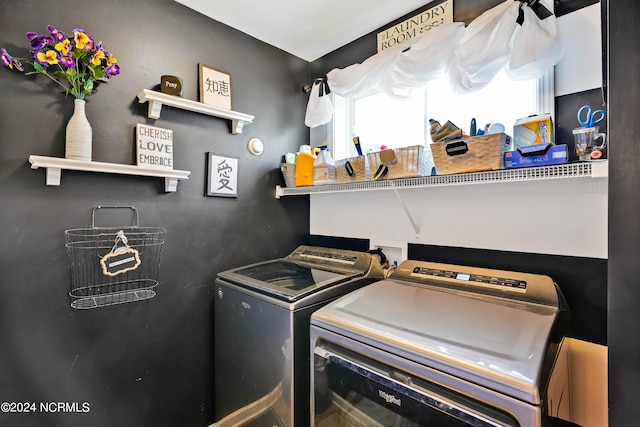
top-left (174, 0), bottom-right (431, 62)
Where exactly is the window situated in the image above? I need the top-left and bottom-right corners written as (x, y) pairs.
top-left (329, 70), bottom-right (553, 161)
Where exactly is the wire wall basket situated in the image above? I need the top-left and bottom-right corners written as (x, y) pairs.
top-left (65, 206), bottom-right (166, 310)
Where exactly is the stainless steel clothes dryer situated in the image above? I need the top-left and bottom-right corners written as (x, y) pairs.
top-left (310, 260), bottom-right (571, 427)
top-left (213, 245), bottom-right (384, 427)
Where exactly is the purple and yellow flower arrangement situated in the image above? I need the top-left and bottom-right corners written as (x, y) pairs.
top-left (1, 25), bottom-right (120, 99)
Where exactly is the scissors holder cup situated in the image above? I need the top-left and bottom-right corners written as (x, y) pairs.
top-left (65, 206), bottom-right (166, 309)
top-left (572, 126), bottom-right (606, 161)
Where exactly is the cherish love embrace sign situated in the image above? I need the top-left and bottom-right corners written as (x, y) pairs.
top-left (136, 123), bottom-right (173, 170)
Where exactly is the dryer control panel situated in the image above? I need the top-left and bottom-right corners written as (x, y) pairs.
top-left (410, 266), bottom-right (528, 293)
top-left (392, 260), bottom-right (561, 307)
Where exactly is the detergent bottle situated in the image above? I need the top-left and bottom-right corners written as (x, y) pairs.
top-left (294, 147), bottom-right (319, 187)
top-left (313, 147), bottom-right (336, 185)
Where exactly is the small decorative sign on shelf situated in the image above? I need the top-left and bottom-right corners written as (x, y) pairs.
top-left (160, 75), bottom-right (183, 97)
top-left (199, 63), bottom-right (232, 110)
top-left (136, 123), bottom-right (173, 170)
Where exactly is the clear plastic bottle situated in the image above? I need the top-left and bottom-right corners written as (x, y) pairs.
top-left (313, 147), bottom-right (336, 185)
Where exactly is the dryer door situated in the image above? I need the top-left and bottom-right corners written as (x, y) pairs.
top-left (313, 344), bottom-right (520, 427)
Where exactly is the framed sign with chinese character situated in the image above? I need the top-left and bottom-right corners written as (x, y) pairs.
top-left (199, 64), bottom-right (232, 110)
top-left (207, 152), bottom-right (239, 198)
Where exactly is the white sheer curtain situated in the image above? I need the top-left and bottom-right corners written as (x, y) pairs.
top-left (305, 0), bottom-right (563, 128)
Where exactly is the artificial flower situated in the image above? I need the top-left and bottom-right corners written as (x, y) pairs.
top-left (1, 48), bottom-right (24, 71)
top-left (91, 49), bottom-right (105, 66)
top-left (105, 63), bottom-right (120, 78)
top-left (1, 25), bottom-right (120, 99)
top-left (47, 25), bottom-right (66, 42)
top-left (58, 54), bottom-right (75, 68)
top-left (36, 50), bottom-right (58, 65)
top-left (55, 39), bottom-right (70, 55)
top-left (73, 29), bottom-right (94, 51)
top-left (28, 34), bottom-right (53, 51)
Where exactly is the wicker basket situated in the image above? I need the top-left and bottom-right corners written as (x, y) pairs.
top-left (280, 163), bottom-right (296, 187)
top-left (335, 155), bottom-right (369, 183)
top-left (366, 145), bottom-right (432, 180)
top-left (431, 133), bottom-right (512, 175)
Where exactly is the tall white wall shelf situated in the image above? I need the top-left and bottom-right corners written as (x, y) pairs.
top-left (275, 161), bottom-right (608, 198)
top-left (29, 155), bottom-right (191, 192)
top-left (136, 89), bottom-right (254, 134)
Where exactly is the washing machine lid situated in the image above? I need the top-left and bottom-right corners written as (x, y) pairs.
top-left (217, 246), bottom-right (377, 302)
top-left (311, 260), bottom-right (566, 405)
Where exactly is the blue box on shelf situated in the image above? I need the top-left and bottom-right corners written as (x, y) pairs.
top-left (504, 143), bottom-right (568, 169)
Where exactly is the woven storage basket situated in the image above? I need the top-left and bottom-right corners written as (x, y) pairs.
top-left (431, 133), bottom-right (512, 175)
top-left (366, 145), bottom-right (431, 180)
top-left (280, 163), bottom-right (296, 187)
top-left (335, 155), bottom-right (369, 183)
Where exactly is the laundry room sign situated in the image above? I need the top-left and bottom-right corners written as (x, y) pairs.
top-left (377, 0), bottom-right (453, 52)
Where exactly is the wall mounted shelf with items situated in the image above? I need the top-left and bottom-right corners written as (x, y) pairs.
top-left (136, 89), bottom-right (254, 134)
top-left (275, 162), bottom-right (608, 198)
top-left (29, 155), bottom-right (191, 192)
top-left (275, 161), bottom-right (609, 236)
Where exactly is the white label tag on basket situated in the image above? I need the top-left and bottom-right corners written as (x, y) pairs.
top-left (100, 247), bottom-right (141, 276)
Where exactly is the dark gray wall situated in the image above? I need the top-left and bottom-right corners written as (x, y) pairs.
top-left (607, 0), bottom-right (640, 424)
top-left (0, 1), bottom-right (309, 426)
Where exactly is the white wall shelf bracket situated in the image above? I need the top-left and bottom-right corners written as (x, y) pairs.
top-left (136, 89), bottom-right (254, 134)
top-left (147, 99), bottom-right (163, 119)
top-left (232, 119), bottom-right (245, 135)
top-left (392, 186), bottom-right (420, 237)
top-left (45, 167), bottom-right (62, 186)
top-left (29, 155), bottom-right (191, 192)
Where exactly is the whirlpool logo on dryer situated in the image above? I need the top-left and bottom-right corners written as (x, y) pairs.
top-left (378, 390), bottom-right (401, 406)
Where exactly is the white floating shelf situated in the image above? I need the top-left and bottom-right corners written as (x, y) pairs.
top-left (136, 89), bottom-right (254, 134)
top-left (29, 155), bottom-right (191, 192)
top-left (275, 161), bottom-right (608, 198)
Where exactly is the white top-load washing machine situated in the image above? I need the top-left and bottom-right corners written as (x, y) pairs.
top-left (213, 245), bottom-right (384, 427)
top-left (310, 260), bottom-right (573, 427)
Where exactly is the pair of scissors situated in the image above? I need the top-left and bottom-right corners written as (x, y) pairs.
top-left (577, 105), bottom-right (606, 128)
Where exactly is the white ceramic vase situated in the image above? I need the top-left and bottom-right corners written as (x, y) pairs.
top-left (65, 99), bottom-right (92, 161)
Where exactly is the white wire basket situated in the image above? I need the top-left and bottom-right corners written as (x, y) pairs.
top-left (65, 206), bottom-right (165, 310)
